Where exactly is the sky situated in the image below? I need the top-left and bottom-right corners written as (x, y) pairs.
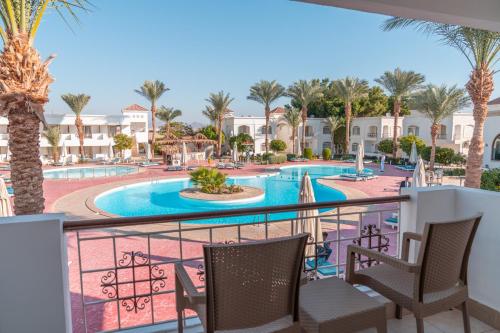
top-left (34, 0), bottom-right (496, 124)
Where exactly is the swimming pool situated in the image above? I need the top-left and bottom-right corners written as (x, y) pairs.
top-left (95, 165), bottom-right (371, 223)
top-left (44, 166), bottom-right (139, 179)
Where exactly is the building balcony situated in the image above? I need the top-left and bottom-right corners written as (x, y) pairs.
top-left (1, 187), bottom-right (499, 332)
top-left (366, 132), bottom-right (378, 140)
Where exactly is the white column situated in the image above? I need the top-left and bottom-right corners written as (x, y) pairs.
top-left (0, 213), bottom-right (71, 333)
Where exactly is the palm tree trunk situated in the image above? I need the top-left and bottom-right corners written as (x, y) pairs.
top-left (301, 107), bottom-right (307, 154)
top-left (151, 103), bottom-right (157, 159)
top-left (464, 65), bottom-right (494, 188)
top-left (9, 108), bottom-right (45, 215)
top-left (265, 106), bottom-right (270, 155)
top-left (430, 123), bottom-right (439, 171)
top-left (291, 127), bottom-right (296, 155)
top-left (52, 146), bottom-right (59, 164)
top-left (344, 102), bottom-right (351, 154)
top-left (331, 131), bottom-right (335, 155)
top-left (392, 100), bottom-right (400, 158)
top-left (76, 116), bottom-right (84, 160)
top-left (217, 118), bottom-right (223, 157)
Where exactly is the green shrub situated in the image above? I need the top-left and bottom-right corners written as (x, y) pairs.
top-left (376, 139), bottom-right (394, 155)
top-left (190, 167), bottom-right (227, 194)
top-left (481, 169), bottom-right (500, 192)
top-left (398, 135), bottom-right (426, 156)
top-left (229, 133), bottom-right (254, 152)
top-left (443, 168), bottom-right (466, 176)
top-left (268, 154), bottom-right (287, 164)
top-left (421, 146), bottom-right (458, 165)
top-left (262, 153), bottom-right (274, 162)
top-left (286, 153), bottom-right (297, 161)
top-left (322, 148), bottom-right (332, 160)
top-left (303, 148), bottom-right (313, 160)
top-left (270, 139), bottom-right (287, 153)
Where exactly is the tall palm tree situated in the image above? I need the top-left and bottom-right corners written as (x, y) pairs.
top-left (61, 93), bottom-right (91, 160)
top-left (205, 91), bottom-right (234, 157)
top-left (43, 126), bottom-right (61, 164)
top-left (325, 116), bottom-right (344, 154)
top-left (283, 107), bottom-right (301, 155)
top-left (202, 106), bottom-right (217, 127)
top-left (156, 106), bottom-right (182, 138)
top-left (383, 19), bottom-right (500, 188)
top-left (331, 77), bottom-right (369, 154)
top-left (135, 80), bottom-right (169, 156)
top-left (412, 84), bottom-right (470, 170)
top-left (0, 1), bottom-right (87, 215)
top-left (375, 68), bottom-right (425, 158)
top-left (287, 80), bottom-right (323, 151)
top-left (247, 80), bottom-right (285, 154)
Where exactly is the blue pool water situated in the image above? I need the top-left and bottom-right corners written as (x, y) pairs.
top-left (44, 166), bottom-right (138, 179)
top-left (95, 165), bottom-right (370, 224)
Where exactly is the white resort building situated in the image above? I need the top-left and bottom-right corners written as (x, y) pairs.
top-left (0, 104), bottom-right (149, 163)
top-left (484, 98), bottom-right (500, 169)
top-left (222, 107), bottom-right (334, 155)
top-left (349, 110), bottom-right (475, 156)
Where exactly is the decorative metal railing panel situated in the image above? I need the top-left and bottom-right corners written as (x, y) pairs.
top-left (65, 195), bottom-right (408, 332)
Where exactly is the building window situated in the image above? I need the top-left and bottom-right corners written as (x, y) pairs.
top-left (323, 126), bottom-right (330, 135)
top-left (84, 126), bottom-right (92, 138)
top-left (493, 135), bottom-right (500, 160)
top-left (352, 126), bottom-right (360, 136)
top-left (238, 125), bottom-right (250, 135)
top-left (305, 126), bottom-right (314, 137)
top-left (352, 143), bottom-right (358, 152)
top-left (368, 126), bottom-right (377, 138)
top-left (322, 141), bottom-right (332, 149)
top-left (438, 125), bottom-right (447, 139)
top-left (260, 126), bottom-right (272, 135)
top-left (382, 125), bottom-right (390, 138)
top-left (109, 126), bottom-right (120, 137)
top-left (408, 125), bottom-right (419, 136)
top-left (454, 125), bottom-right (461, 140)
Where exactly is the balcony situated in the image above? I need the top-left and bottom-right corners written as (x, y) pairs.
top-left (366, 132), bottom-right (378, 140)
top-left (1, 187), bottom-right (499, 333)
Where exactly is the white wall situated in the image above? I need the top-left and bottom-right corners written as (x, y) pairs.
top-left (0, 214), bottom-right (72, 333)
top-left (484, 111), bottom-right (500, 169)
top-left (401, 186), bottom-right (500, 312)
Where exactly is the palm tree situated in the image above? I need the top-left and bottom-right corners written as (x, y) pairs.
top-left (247, 80), bottom-right (285, 154)
top-left (61, 93), bottom-right (91, 160)
top-left (287, 80), bottom-right (323, 151)
top-left (156, 106), bottom-right (182, 138)
top-left (382, 19), bottom-right (500, 188)
top-left (325, 116), bottom-right (344, 154)
top-left (205, 91), bottom-right (234, 157)
top-left (43, 126), bottom-right (61, 164)
top-left (375, 68), bottom-right (425, 158)
top-left (283, 107), bottom-right (302, 154)
top-left (135, 80), bottom-right (169, 156)
top-left (331, 77), bottom-right (369, 154)
top-left (412, 84), bottom-right (470, 170)
top-left (0, 1), bottom-right (87, 215)
top-left (202, 106), bottom-right (217, 127)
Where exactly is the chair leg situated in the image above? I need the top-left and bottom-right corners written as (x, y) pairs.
top-left (395, 304), bottom-right (403, 319)
top-left (416, 317), bottom-right (425, 333)
top-left (177, 311), bottom-right (183, 333)
top-left (461, 302), bottom-right (471, 333)
top-left (377, 319), bottom-right (388, 333)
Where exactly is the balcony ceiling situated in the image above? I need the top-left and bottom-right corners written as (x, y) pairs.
top-left (297, 0), bottom-right (500, 32)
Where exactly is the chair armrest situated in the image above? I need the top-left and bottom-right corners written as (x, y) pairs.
top-left (401, 232), bottom-right (422, 261)
top-left (346, 245), bottom-right (420, 282)
top-left (175, 263), bottom-right (204, 305)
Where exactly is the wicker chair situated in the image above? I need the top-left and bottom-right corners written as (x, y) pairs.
top-left (346, 214), bottom-right (482, 333)
top-left (175, 234), bottom-right (309, 333)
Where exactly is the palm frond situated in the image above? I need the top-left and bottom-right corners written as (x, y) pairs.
top-left (135, 80), bottom-right (169, 104)
top-left (247, 80), bottom-right (285, 109)
top-left (331, 77), bottom-right (369, 103)
top-left (374, 68), bottom-right (425, 100)
top-left (411, 84), bottom-right (470, 123)
top-left (156, 106), bottom-right (182, 122)
top-left (60, 93), bottom-right (90, 115)
top-left (286, 80), bottom-right (323, 109)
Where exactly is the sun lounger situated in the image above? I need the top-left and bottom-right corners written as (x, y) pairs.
top-left (337, 173), bottom-right (377, 181)
top-left (384, 217), bottom-right (399, 229)
top-left (187, 166), bottom-right (198, 171)
top-left (138, 161), bottom-right (160, 167)
top-left (225, 163), bottom-right (235, 169)
top-left (306, 258), bottom-right (344, 277)
top-left (395, 165), bottom-right (415, 171)
top-left (165, 165), bottom-right (183, 171)
top-left (216, 163), bottom-right (225, 169)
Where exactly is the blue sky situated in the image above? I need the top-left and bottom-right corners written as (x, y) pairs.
top-left (35, 0), bottom-right (494, 123)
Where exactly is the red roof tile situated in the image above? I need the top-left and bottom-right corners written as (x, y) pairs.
top-left (124, 104), bottom-right (148, 111)
top-left (488, 97), bottom-right (500, 105)
top-left (271, 107), bottom-right (286, 114)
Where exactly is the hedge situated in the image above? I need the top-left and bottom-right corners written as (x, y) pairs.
top-left (303, 148), bottom-right (313, 160)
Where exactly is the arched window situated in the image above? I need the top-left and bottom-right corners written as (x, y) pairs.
top-left (352, 126), bottom-right (360, 136)
top-left (493, 135), bottom-right (500, 160)
top-left (439, 125), bottom-right (447, 139)
top-left (352, 143), bottom-right (359, 152)
top-left (368, 126), bottom-right (378, 138)
top-left (323, 126), bottom-right (331, 135)
top-left (322, 141), bottom-right (332, 149)
top-left (238, 125), bottom-right (250, 135)
top-left (454, 125), bottom-right (461, 140)
top-left (408, 125), bottom-right (419, 136)
top-left (382, 125), bottom-right (389, 138)
top-left (305, 126), bottom-right (314, 137)
top-left (260, 126), bottom-right (272, 135)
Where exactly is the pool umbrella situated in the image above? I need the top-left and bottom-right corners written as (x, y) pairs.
top-left (296, 135), bottom-right (301, 156)
top-left (412, 156), bottom-right (427, 188)
top-left (4, 146), bottom-right (10, 162)
top-left (409, 141), bottom-right (418, 164)
top-left (359, 139), bottom-right (365, 160)
top-left (61, 141), bottom-right (67, 164)
top-left (355, 143), bottom-right (364, 175)
top-left (294, 171), bottom-right (323, 257)
top-left (232, 141), bottom-right (238, 163)
top-left (181, 142), bottom-right (188, 167)
top-left (108, 142), bottom-right (114, 160)
top-left (146, 142), bottom-right (152, 161)
top-left (0, 178), bottom-right (12, 216)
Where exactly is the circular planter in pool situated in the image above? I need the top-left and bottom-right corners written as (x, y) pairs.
top-left (179, 186), bottom-right (264, 204)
